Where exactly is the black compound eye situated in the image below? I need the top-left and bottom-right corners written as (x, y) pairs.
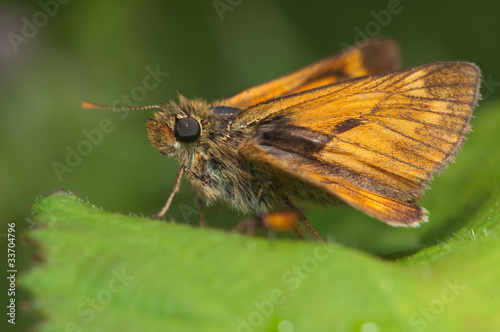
top-left (174, 117), bottom-right (201, 143)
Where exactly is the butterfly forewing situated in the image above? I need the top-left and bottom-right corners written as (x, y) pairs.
top-left (219, 37), bottom-right (400, 109)
top-left (236, 62), bottom-right (480, 226)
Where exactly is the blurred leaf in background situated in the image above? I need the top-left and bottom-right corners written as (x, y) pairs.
top-left (1, 0), bottom-right (500, 330)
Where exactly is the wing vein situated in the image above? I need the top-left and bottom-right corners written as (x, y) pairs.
top-left (368, 114), bottom-right (465, 134)
top-left (371, 105), bottom-right (470, 119)
top-left (332, 136), bottom-right (431, 172)
top-left (368, 119), bottom-right (449, 154)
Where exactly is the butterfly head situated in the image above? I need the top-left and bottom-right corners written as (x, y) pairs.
top-left (146, 94), bottom-right (213, 164)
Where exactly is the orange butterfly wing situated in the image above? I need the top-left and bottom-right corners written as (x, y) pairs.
top-left (235, 62), bottom-right (480, 226)
top-left (219, 37), bottom-right (400, 109)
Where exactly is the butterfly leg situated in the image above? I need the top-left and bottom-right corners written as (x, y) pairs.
top-left (151, 166), bottom-right (185, 219)
top-left (259, 210), bottom-right (304, 240)
top-left (274, 185), bottom-right (324, 243)
top-left (234, 210), bottom-right (304, 240)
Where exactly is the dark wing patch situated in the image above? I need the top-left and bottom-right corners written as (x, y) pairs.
top-left (332, 118), bottom-right (366, 134)
top-left (255, 115), bottom-right (332, 157)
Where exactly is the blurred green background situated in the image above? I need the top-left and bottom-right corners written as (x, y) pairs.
top-left (1, 0), bottom-right (500, 328)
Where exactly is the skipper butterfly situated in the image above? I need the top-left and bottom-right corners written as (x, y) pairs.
top-left (84, 38), bottom-right (480, 242)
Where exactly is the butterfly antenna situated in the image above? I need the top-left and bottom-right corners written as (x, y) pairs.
top-left (81, 101), bottom-right (162, 111)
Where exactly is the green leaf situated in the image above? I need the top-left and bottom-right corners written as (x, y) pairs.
top-left (22, 101), bottom-right (500, 331)
top-left (22, 188), bottom-right (500, 332)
